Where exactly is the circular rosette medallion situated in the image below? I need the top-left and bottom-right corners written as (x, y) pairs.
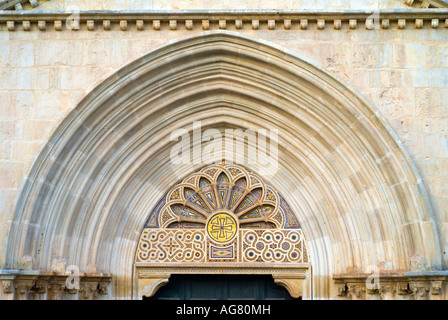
top-left (206, 213), bottom-right (238, 243)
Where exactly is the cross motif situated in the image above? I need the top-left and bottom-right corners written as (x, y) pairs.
top-left (162, 237), bottom-right (179, 255)
top-left (207, 213), bottom-right (237, 242)
top-left (211, 217), bottom-right (233, 239)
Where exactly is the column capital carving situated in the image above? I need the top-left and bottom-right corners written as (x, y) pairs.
top-left (346, 283), bottom-right (366, 300)
top-left (430, 280), bottom-right (443, 295)
top-left (79, 282), bottom-right (99, 300)
top-left (1, 278), bottom-right (14, 294)
top-left (378, 283), bottom-right (398, 300)
top-left (14, 279), bottom-right (35, 300)
top-left (333, 273), bottom-right (448, 300)
top-left (47, 281), bottom-right (66, 300)
top-left (409, 282), bottom-right (430, 300)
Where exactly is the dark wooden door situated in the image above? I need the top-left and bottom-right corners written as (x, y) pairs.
top-left (146, 274), bottom-right (297, 300)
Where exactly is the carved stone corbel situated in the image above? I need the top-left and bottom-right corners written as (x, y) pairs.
top-left (397, 282), bottom-right (410, 295)
top-left (300, 19), bottom-right (308, 30)
top-left (138, 274), bottom-right (170, 298)
top-left (272, 274), bottom-right (305, 299)
top-left (379, 283), bottom-right (398, 300)
top-left (1, 278), bottom-right (14, 294)
top-left (14, 279), bottom-right (35, 300)
top-left (409, 282), bottom-right (429, 300)
top-left (98, 280), bottom-right (110, 295)
top-left (47, 281), bottom-right (66, 300)
top-left (430, 281), bottom-right (442, 298)
top-left (79, 282), bottom-right (99, 300)
top-left (335, 283), bottom-right (347, 297)
top-left (33, 280), bottom-right (49, 300)
top-left (346, 284), bottom-right (365, 300)
top-left (235, 19), bottom-right (242, 29)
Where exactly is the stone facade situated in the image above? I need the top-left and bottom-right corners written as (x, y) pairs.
top-left (0, 0), bottom-right (447, 300)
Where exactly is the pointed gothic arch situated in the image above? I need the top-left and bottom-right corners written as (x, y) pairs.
top-left (4, 31), bottom-right (441, 299)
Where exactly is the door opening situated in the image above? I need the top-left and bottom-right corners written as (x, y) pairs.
top-left (144, 274), bottom-right (300, 300)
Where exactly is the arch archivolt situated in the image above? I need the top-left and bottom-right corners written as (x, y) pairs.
top-left (3, 31), bottom-right (442, 300)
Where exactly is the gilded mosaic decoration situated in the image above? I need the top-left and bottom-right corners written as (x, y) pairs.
top-left (136, 163), bottom-right (308, 265)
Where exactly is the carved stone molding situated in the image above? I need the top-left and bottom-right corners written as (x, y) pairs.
top-left (378, 283), bottom-right (398, 300)
top-left (334, 273), bottom-right (448, 300)
top-left (0, 276), bottom-right (14, 295)
top-left (409, 282), bottom-right (430, 300)
top-left (139, 274), bottom-right (171, 298)
top-left (272, 274), bottom-right (306, 299)
top-left (346, 283), bottom-right (366, 300)
top-left (14, 279), bottom-right (35, 300)
top-left (79, 282), bottom-right (99, 300)
top-left (47, 280), bottom-right (66, 300)
top-left (0, 270), bottom-right (112, 300)
top-left (431, 280), bottom-right (443, 295)
top-left (0, 9), bottom-right (447, 32)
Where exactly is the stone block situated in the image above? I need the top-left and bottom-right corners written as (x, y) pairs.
top-left (35, 41), bottom-right (83, 66)
top-left (34, 90), bottom-right (72, 119)
top-left (18, 120), bottom-right (55, 142)
top-left (0, 162), bottom-right (26, 189)
top-left (0, 121), bottom-right (16, 141)
top-left (436, 44), bottom-right (448, 67)
top-left (9, 42), bottom-right (34, 67)
top-left (415, 88), bottom-right (443, 117)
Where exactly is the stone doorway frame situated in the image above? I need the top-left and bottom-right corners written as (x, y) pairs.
top-left (135, 263), bottom-right (309, 299)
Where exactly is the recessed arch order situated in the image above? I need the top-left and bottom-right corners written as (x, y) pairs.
top-left (5, 31), bottom-right (441, 299)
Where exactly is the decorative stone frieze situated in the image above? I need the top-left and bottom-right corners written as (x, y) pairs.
top-left (334, 273), bottom-right (448, 300)
top-left (0, 271), bottom-right (111, 300)
top-left (0, 9), bottom-right (447, 32)
top-left (79, 282), bottom-right (99, 300)
top-left (347, 283), bottom-right (366, 300)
